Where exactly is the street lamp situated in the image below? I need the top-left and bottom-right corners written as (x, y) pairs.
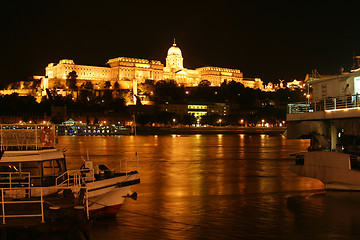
top-left (219, 119), bottom-right (222, 126)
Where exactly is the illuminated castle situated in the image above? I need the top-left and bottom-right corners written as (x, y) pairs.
top-left (43, 40), bottom-right (263, 97)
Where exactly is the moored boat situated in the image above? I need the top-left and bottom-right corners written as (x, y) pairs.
top-left (75, 160), bottom-right (140, 217)
top-left (0, 124), bottom-right (140, 224)
top-left (289, 151), bottom-right (360, 190)
top-left (287, 65), bottom-right (360, 190)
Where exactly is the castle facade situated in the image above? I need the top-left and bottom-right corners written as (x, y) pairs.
top-left (43, 41), bottom-right (263, 92)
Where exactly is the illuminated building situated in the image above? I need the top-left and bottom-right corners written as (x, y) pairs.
top-left (19, 40), bottom-right (264, 104)
top-left (43, 40), bottom-right (262, 88)
top-left (158, 102), bottom-right (229, 119)
top-left (286, 79), bottom-right (303, 89)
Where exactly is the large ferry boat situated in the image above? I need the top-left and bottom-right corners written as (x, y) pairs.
top-left (287, 65), bottom-right (360, 190)
top-left (0, 124), bottom-right (140, 224)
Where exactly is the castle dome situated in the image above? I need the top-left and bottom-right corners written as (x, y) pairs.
top-left (167, 43), bottom-right (182, 57)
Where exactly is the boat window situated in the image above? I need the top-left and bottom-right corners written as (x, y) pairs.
top-left (57, 158), bottom-right (66, 173)
top-left (43, 160), bottom-right (54, 176)
top-left (0, 163), bottom-right (19, 173)
top-left (43, 159), bottom-right (65, 176)
top-left (0, 163), bottom-right (19, 183)
top-left (20, 162), bottom-right (41, 178)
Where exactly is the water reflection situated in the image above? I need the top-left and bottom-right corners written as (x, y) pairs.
top-left (55, 135), bottom-right (360, 239)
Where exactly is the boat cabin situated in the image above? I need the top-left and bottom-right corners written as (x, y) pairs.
top-left (0, 149), bottom-right (67, 188)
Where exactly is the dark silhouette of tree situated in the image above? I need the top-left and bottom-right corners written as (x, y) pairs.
top-left (32, 79), bottom-right (41, 89)
top-left (114, 81), bottom-right (120, 90)
top-left (11, 82), bottom-right (20, 89)
top-left (158, 111), bottom-right (177, 125)
top-left (23, 81), bottom-right (31, 89)
top-left (66, 71), bottom-right (78, 90)
top-left (198, 80), bottom-right (211, 87)
top-left (154, 80), bottom-right (185, 103)
top-left (107, 97), bottom-right (127, 112)
top-left (137, 114), bottom-right (155, 126)
top-left (84, 81), bottom-right (94, 90)
top-left (0, 93), bottom-right (46, 114)
top-left (139, 79), bottom-right (155, 95)
top-left (102, 90), bottom-right (113, 104)
top-left (191, 80), bottom-right (215, 102)
top-left (94, 116), bottom-right (99, 124)
top-left (181, 114), bottom-right (196, 125)
top-left (104, 81), bottom-right (111, 89)
top-left (78, 89), bottom-right (94, 103)
top-left (53, 79), bottom-right (63, 89)
top-left (200, 114), bottom-right (221, 126)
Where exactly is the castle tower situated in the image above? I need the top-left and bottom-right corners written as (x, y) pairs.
top-left (166, 39), bottom-right (183, 69)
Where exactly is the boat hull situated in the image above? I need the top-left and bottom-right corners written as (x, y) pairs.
top-left (86, 172), bottom-right (139, 217)
top-left (290, 151), bottom-right (360, 190)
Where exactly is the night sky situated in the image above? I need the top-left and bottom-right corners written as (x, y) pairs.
top-left (1, 0), bottom-right (360, 86)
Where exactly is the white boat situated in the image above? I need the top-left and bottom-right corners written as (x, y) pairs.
top-left (75, 160), bottom-right (139, 216)
top-left (287, 66), bottom-right (360, 190)
top-left (0, 124), bottom-right (140, 219)
top-left (289, 151), bottom-right (360, 190)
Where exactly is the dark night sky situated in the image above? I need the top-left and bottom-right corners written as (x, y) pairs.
top-left (1, 0), bottom-right (360, 86)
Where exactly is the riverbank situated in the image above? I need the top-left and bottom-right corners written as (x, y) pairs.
top-left (136, 126), bottom-right (286, 135)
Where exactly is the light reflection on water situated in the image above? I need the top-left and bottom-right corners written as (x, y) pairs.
top-left (57, 135), bottom-right (360, 239)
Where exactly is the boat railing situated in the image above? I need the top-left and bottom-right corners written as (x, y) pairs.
top-left (288, 94), bottom-right (360, 114)
top-left (0, 185), bottom-right (89, 224)
top-left (0, 187), bottom-right (44, 224)
top-left (119, 157), bottom-right (139, 175)
top-left (55, 170), bottom-right (85, 186)
top-left (0, 124), bottom-right (56, 151)
top-left (0, 172), bottom-right (31, 199)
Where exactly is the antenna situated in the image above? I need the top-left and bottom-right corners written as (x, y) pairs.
top-left (133, 115), bottom-right (138, 158)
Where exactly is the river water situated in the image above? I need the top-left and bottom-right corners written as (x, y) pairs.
top-left (57, 134), bottom-right (360, 240)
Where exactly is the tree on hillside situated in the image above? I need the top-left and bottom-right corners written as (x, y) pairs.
top-left (11, 82), bottom-right (20, 89)
top-left (32, 79), bottom-right (41, 89)
top-left (84, 81), bottom-right (94, 90)
top-left (114, 81), bottom-right (120, 90)
top-left (201, 113), bottom-right (221, 126)
top-left (181, 114), bottom-right (196, 126)
top-left (139, 79), bottom-right (155, 95)
top-left (53, 79), bottom-right (63, 89)
top-left (158, 111), bottom-right (177, 125)
top-left (191, 80), bottom-right (215, 102)
top-left (104, 81), bottom-right (111, 89)
top-left (66, 71), bottom-right (78, 90)
top-left (154, 80), bottom-right (185, 103)
top-left (198, 80), bottom-right (211, 87)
